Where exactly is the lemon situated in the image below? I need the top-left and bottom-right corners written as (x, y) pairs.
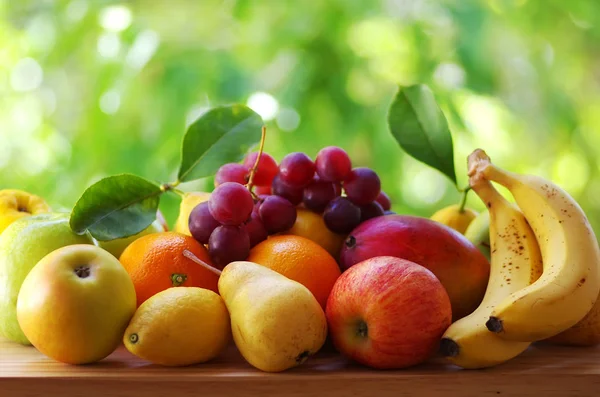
top-left (430, 204), bottom-right (478, 234)
top-left (123, 287), bottom-right (231, 366)
top-left (283, 207), bottom-right (346, 260)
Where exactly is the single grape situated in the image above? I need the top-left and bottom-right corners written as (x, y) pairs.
top-left (244, 211), bottom-right (268, 247)
top-left (375, 191), bottom-right (392, 211)
top-left (315, 146), bottom-right (352, 182)
top-left (271, 173), bottom-right (303, 205)
top-left (343, 167), bottom-right (381, 206)
top-left (243, 152), bottom-right (278, 187)
top-left (359, 201), bottom-right (385, 223)
top-left (323, 197), bottom-right (361, 234)
top-left (188, 202), bottom-right (221, 244)
top-left (254, 185), bottom-right (272, 196)
top-left (303, 179), bottom-right (339, 213)
top-left (208, 225), bottom-right (250, 269)
top-left (279, 152), bottom-right (315, 187)
top-left (259, 195), bottom-right (297, 234)
top-left (208, 182), bottom-right (254, 226)
top-left (214, 163), bottom-right (249, 187)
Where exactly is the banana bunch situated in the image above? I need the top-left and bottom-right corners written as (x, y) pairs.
top-left (441, 149), bottom-right (600, 369)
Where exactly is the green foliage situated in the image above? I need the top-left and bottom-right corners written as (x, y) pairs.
top-left (1, 0), bottom-right (600, 235)
top-left (178, 105), bottom-right (263, 182)
top-left (388, 85), bottom-right (457, 187)
top-left (70, 174), bottom-right (161, 241)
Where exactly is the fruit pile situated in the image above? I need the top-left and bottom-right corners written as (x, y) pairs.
top-left (188, 147), bottom-right (392, 268)
top-left (0, 146), bottom-right (599, 375)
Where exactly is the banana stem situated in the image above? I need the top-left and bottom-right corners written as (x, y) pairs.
top-left (470, 177), bottom-right (507, 211)
top-left (479, 164), bottom-right (518, 190)
top-left (183, 249), bottom-right (222, 277)
top-left (467, 148), bottom-right (514, 209)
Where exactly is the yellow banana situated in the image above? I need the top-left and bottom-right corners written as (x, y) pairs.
top-left (470, 149), bottom-right (600, 342)
top-left (440, 165), bottom-right (543, 369)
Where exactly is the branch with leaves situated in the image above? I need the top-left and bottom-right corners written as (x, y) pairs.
top-left (70, 105), bottom-right (264, 241)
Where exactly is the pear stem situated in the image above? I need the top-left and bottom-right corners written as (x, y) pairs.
top-left (183, 249), bottom-right (222, 277)
top-left (246, 125), bottom-right (267, 192)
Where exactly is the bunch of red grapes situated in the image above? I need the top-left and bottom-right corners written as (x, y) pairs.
top-left (188, 146), bottom-right (391, 269)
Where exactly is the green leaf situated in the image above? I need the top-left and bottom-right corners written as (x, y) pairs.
top-left (177, 104), bottom-right (264, 182)
top-left (70, 174), bottom-right (162, 241)
top-left (387, 84), bottom-right (457, 186)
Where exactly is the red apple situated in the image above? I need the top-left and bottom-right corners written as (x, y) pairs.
top-left (326, 256), bottom-right (452, 369)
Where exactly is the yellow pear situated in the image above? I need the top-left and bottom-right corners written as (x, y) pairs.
top-left (431, 204), bottom-right (477, 234)
top-left (0, 189), bottom-right (51, 234)
top-left (174, 192), bottom-right (211, 236)
top-left (218, 261), bottom-right (327, 372)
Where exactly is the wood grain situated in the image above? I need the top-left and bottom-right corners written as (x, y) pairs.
top-left (1, 338), bottom-right (600, 396)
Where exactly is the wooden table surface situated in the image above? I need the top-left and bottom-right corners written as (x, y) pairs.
top-left (2, 337), bottom-right (600, 397)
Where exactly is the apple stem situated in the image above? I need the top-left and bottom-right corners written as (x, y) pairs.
top-left (183, 249), bottom-right (222, 277)
top-left (245, 125), bottom-right (267, 193)
top-left (356, 320), bottom-right (368, 338)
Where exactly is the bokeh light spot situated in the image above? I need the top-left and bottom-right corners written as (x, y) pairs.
top-left (97, 32), bottom-right (121, 58)
top-left (433, 63), bottom-right (465, 89)
top-left (126, 30), bottom-right (160, 70)
top-left (99, 90), bottom-right (121, 115)
top-left (276, 108), bottom-right (300, 131)
top-left (10, 58), bottom-right (43, 92)
top-left (247, 92), bottom-right (279, 121)
top-left (66, 0), bottom-right (89, 22)
top-left (99, 5), bottom-right (132, 32)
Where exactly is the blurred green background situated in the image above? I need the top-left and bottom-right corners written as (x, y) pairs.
top-left (1, 0), bottom-right (599, 233)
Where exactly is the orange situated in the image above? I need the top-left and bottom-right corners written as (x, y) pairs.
top-left (283, 208), bottom-right (346, 260)
top-left (119, 232), bottom-right (219, 307)
top-left (247, 235), bottom-right (341, 309)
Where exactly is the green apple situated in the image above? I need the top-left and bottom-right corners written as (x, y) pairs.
top-left (17, 245), bottom-right (136, 364)
top-left (96, 218), bottom-right (166, 258)
top-left (0, 213), bottom-right (94, 344)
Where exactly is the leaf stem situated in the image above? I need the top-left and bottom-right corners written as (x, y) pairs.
top-left (183, 249), bottom-right (222, 277)
top-left (170, 188), bottom-right (185, 197)
top-left (160, 182), bottom-right (185, 198)
top-left (246, 125), bottom-right (266, 192)
top-left (458, 186), bottom-right (471, 213)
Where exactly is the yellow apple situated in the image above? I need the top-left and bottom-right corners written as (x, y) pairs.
top-left (17, 244), bottom-right (137, 364)
top-left (0, 189), bottom-right (51, 234)
top-left (173, 192), bottom-right (211, 236)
